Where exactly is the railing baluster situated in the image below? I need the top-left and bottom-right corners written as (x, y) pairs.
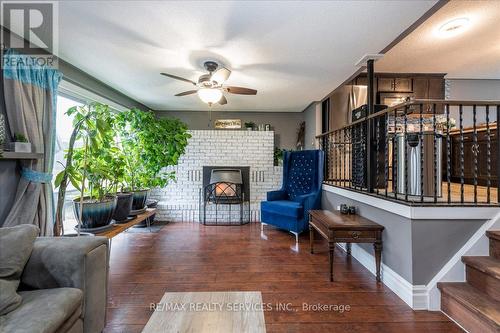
top-left (419, 104), bottom-right (424, 203)
top-left (473, 105), bottom-right (478, 204)
top-left (433, 103), bottom-right (438, 203)
top-left (376, 116), bottom-right (380, 195)
top-left (446, 104), bottom-right (451, 204)
top-left (393, 109), bottom-right (398, 199)
top-left (459, 104), bottom-right (464, 204)
top-left (334, 131), bottom-right (338, 185)
top-left (343, 128), bottom-right (346, 188)
top-left (385, 112), bottom-right (389, 197)
top-left (404, 106), bottom-right (408, 202)
top-left (486, 105), bottom-right (491, 204)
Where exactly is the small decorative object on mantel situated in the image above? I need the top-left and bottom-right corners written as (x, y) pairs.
top-left (244, 122), bottom-right (255, 131)
top-left (257, 124), bottom-right (265, 131)
top-left (9, 133), bottom-right (32, 153)
top-left (264, 124), bottom-right (271, 131)
top-left (340, 204), bottom-right (349, 214)
top-left (215, 119), bottom-right (241, 129)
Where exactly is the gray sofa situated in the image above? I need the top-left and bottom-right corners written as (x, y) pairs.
top-left (0, 236), bottom-right (109, 333)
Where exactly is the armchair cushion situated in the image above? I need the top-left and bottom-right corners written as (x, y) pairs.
top-left (266, 190), bottom-right (287, 201)
top-left (0, 224), bottom-right (39, 315)
top-left (261, 200), bottom-right (303, 219)
top-left (1, 288), bottom-right (82, 333)
top-left (21, 236), bottom-right (109, 333)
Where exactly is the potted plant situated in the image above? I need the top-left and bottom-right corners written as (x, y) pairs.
top-left (55, 103), bottom-right (119, 233)
top-left (244, 122), bottom-right (255, 131)
top-left (274, 147), bottom-right (286, 166)
top-left (10, 133), bottom-right (32, 153)
top-left (115, 109), bottom-right (191, 213)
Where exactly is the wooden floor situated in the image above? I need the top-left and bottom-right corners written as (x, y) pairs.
top-left (326, 181), bottom-right (498, 205)
top-left (104, 223), bottom-right (462, 333)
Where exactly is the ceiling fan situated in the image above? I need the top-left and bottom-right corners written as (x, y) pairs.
top-left (161, 61), bottom-right (257, 106)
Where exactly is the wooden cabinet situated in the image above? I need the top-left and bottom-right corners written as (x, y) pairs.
top-left (450, 128), bottom-right (498, 186)
top-left (412, 76), bottom-right (445, 113)
top-left (394, 78), bottom-right (412, 92)
top-left (377, 77), bottom-right (412, 92)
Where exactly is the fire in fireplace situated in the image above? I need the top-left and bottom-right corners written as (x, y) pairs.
top-left (211, 169), bottom-right (242, 199)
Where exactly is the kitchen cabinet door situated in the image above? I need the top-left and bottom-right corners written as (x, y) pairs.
top-left (378, 78), bottom-right (394, 91)
top-left (412, 78), bottom-right (429, 99)
top-left (394, 78), bottom-right (412, 92)
top-left (428, 78), bottom-right (444, 99)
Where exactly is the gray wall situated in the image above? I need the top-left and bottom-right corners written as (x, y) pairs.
top-left (446, 79), bottom-right (499, 127)
top-left (321, 190), bottom-right (486, 284)
top-left (303, 102), bottom-right (319, 150)
top-left (155, 111), bottom-right (304, 150)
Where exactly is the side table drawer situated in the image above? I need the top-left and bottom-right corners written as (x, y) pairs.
top-left (334, 230), bottom-right (377, 241)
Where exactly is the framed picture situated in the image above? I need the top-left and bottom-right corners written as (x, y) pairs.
top-left (214, 119), bottom-right (242, 129)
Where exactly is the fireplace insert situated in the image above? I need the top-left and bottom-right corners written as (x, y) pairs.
top-left (200, 166), bottom-right (250, 225)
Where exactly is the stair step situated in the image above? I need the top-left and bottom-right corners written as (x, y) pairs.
top-left (438, 282), bottom-right (500, 333)
top-left (464, 256), bottom-right (500, 301)
top-left (487, 230), bottom-right (500, 259)
top-left (462, 256), bottom-right (500, 280)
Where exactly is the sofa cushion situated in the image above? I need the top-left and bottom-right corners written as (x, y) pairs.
top-left (261, 200), bottom-right (303, 218)
top-left (0, 224), bottom-right (39, 315)
top-left (1, 288), bottom-right (83, 333)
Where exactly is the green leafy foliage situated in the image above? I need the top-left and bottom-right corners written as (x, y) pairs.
top-left (55, 103), bottom-right (124, 201)
top-left (14, 133), bottom-right (28, 142)
top-left (115, 108), bottom-right (191, 191)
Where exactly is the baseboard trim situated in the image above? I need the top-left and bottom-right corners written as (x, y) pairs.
top-left (337, 243), bottom-right (427, 310)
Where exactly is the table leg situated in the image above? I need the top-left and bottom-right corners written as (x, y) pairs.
top-left (309, 225), bottom-right (314, 254)
top-left (329, 242), bottom-right (335, 282)
top-left (374, 241), bottom-right (383, 282)
top-left (346, 243), bottom-right (351, 256)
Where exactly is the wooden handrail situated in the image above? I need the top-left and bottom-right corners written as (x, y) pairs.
top-left (316, 99), bottom-right (500, 138)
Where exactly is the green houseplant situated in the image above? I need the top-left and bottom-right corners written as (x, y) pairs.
top-left (115, 108), bottom-right (191, 210)
top-left (55, 102), bottom-right (121, 234)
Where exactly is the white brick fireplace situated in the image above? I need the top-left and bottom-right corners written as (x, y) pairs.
top-left (151, 130), bottom-right (282, 222)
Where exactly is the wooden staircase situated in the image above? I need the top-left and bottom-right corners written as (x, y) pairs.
top-left (438, 230), bottom-right (500, 333)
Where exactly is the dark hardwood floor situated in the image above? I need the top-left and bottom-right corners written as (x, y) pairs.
top-left (104, 222), bottom-right (462, 333)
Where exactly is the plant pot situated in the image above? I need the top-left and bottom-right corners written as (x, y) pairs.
top-left (131, 189), bottom-right (149, 210)
top-left (9, 142), bottom-right (32, 153)
top-left (73, 196), bottom-right (117, 229)
top-left (112, 192), bottom-right (133, 222)
top-left (135, 199), bottom-right (158, 228)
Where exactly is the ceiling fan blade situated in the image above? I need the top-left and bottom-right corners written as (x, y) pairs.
top-left (224, 86), bottom-right (257, 95)
top-left (211, 67), bottom-right (231, 84)
top-left (161, 72), bottom-right (197, 85)
top-left (218, 95), bottom-right (228, 105)
top-left (175, 90), bottom-right (198, 96)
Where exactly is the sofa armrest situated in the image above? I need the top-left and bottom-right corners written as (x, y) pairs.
top-left (21, 236), bottom-right (109, 333)
top-left (267, 190), bottom-right (287, 201)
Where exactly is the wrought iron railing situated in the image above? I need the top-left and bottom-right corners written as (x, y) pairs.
top-left (317, 100), bottom-right (499, 206)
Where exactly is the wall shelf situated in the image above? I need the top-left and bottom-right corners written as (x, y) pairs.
top-left (0, 151), bottom-right (43, 160)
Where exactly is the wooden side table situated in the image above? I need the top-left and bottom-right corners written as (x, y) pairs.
top-left (309, 210), bottom-right (384, 282)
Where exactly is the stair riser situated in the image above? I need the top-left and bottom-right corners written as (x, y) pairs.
top-left (489, 237), bottom-right (500, 259)
top-left (466, 266), bottom-right (500, 302)
top-left (441, 294), bottom-right (498, 333)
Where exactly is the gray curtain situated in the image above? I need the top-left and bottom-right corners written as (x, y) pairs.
top-left (2, 50), bottom-right (62, 236)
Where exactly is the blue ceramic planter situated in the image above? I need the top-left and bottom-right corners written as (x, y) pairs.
top-left (73, 196), bottom-right (117, 229)
top-left (131, 189), bottom-right (149, 210)
top-left (112, 192), bottom-right (133, 222)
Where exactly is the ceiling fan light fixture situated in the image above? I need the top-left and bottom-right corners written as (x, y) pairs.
top-left (438, 17), bottom-right (470, 38)
top-left (197, 88), bottom-right (223, 104)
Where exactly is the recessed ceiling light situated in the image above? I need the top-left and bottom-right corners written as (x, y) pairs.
top-left (438, 18), bottom-right (470, 37)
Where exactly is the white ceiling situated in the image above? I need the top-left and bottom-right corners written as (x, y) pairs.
top-left (56, 0), bottom-right (437, 111)
top-left (376, 1), bottom-right (500, 79)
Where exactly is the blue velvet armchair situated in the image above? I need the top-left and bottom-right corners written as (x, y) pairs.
top-left (261, 150), bottom-right (324, 241)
